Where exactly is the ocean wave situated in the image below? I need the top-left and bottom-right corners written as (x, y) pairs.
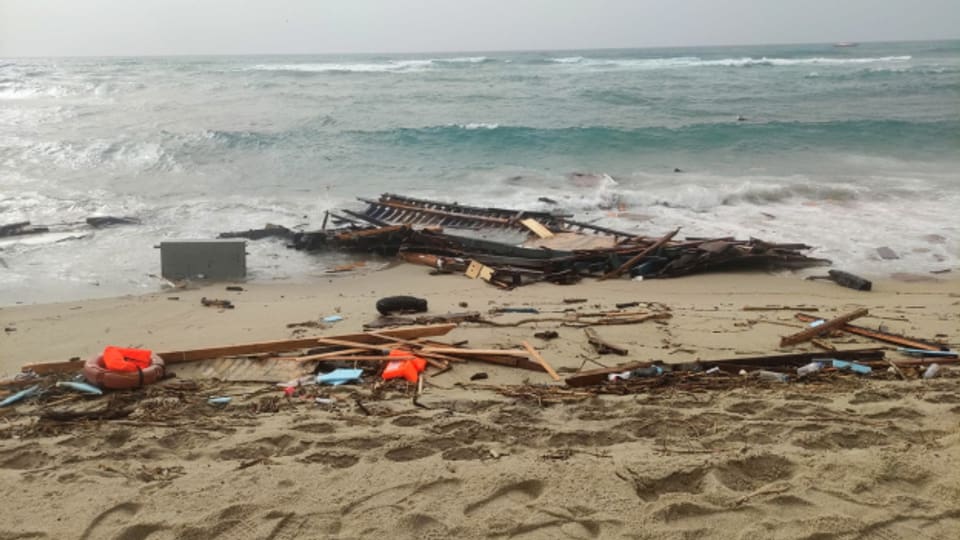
top-left (244, 56), bottom-right (493, 74)
top-left (356, 119), bottom-right (959, 156)
top-left (245, 60), bottom-right (432, 74)
top-left (545, 55), bottom-right (913, 69)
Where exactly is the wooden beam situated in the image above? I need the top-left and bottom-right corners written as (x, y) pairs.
top-left (564, 348), bottom-right (886, 387)
top-left (795, 313), bottom-right (942, 351)
top-left (522, 341), bottom-right (561, 381)
top-left (601, 228), bottom-right (679, 279)
top-left (21, 324), bottom-right (457, 375)
top-left (418, 347), bottom-right (529, 357)
top-left (779, 308), bottom-right (868, 347)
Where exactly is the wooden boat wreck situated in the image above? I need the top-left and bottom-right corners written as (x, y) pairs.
top-left (247, 193), bottom-right (830, 288)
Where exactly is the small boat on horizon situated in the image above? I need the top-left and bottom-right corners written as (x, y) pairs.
top-left (833, 42), bottom-right (858, 48)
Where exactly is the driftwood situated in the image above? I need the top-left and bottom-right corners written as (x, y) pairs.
top-left (584, 328), bottom-right (629, 355)
top-left (779, 308), bottom-right (869, 347)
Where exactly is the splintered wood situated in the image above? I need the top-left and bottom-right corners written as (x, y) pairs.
top-left (779, 308), bottom-right (869, 347)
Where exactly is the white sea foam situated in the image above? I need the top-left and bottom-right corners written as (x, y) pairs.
top-left (246, 60), bottom-right (433, 73)
top-left (246, 57), bottom-right (488, 73)
top-left (549, 55), bottom-right (913, 70)
top-left (456, 122), bottom-right (500, 130)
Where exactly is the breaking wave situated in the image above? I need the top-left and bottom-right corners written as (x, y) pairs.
top-left (546, 55), bottom-right (913, 69)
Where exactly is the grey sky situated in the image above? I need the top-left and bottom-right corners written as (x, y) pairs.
top-left (1, 0), bottom-right (957, 57)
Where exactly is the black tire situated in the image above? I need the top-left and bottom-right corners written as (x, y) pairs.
top-left (376, 296), bottom-right (428, 315)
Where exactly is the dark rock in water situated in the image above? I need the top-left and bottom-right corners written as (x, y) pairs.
top-left (376, 295), bottom-right (428, 315)
top-left (219, 224), bottom-right (293, 241)
top-left (86, 216), bottom-right (141, 228)
top-left (673, 167), bottom-right (682, 173)
top-left (828, 270), bottom-right (872, 291)
top-left (1, 221), bottom-right (49, 237)
top-left (538, 197), bottom-right (558, 205)
top-left (876, 246), bottom-right (899, 260)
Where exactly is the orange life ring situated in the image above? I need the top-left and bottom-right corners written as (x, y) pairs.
top-left (83, 352), bottom-right (166, 389)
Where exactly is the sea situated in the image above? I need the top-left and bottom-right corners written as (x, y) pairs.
top-left (1, 40), bottom-right (958, 305)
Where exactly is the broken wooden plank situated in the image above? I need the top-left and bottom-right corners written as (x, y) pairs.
top-left (594, 312), bottom-right (672, 325)
top-left (418, 347), bottom-right (529, 357)
top-left (811, 338), bottom-right (836, 351)
top-left (465, 260), bottom-right (495, 281)
top-left (584, 328), bottom-right (629, 355)
top-left (779, 308), bottom-right (869, 347)
top-left (520, 218), bottom-right (555, 239)
top-left (21, 324), bottom-right (457, 375)
top-left (564, 348), bottom-right (887, 387)
top-left (794, 313), bottom-right (943, 351)
top-left (565, 361), bottom-right (654, 387)
top-left (602, 228), bottom-right (680, 279)
top-left (522, 341), bottom-right (561, 381)
top-left (742, 305), bottom-right (819, 312)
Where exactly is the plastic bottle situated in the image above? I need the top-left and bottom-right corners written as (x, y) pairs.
top-left (923, 363), bottom-right (941, 379)
top-left (631, 366), bottom-right (663, 377)
top-left (705, 367), bottom-right (721, 375)
top-left (756, 370), bottom-right (789, 383)
top-left (796, 361), bottom-right (824, 378)
top-left (607, 370), bottom-right (633, 382)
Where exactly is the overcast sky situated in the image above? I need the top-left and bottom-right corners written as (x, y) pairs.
top-left (1, 0), bottom-right (957, 57)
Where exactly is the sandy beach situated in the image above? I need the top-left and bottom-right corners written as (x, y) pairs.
top-left (1, 266), bottom-right (958, 539)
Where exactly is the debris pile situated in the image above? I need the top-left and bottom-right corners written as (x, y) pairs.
top-left (273, 193), bottom-right (829, 287)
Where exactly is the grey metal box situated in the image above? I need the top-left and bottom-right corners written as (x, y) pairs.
top-left (160, 240), bottom-right (246, 281)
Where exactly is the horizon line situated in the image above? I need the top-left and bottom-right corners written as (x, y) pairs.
top-left (1, 37), bottom-right (957, 60)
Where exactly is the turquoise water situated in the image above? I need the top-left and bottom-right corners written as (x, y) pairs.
top-left (1, 41), bottom-right (958, 303)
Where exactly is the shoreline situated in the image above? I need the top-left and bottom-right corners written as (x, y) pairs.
top-left (3, 265), bottom-right (957, 377)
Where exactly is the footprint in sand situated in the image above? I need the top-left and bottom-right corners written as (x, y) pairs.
top-left (300, 451), bottom-right (359, 468)
top-left (712, 454), bottom-right (796, 492)
top-left (79, 502), bottom-right (143, 540)
top-left (463, 479), bottom-right (545, 515)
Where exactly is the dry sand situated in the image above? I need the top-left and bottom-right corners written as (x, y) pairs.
top-left (1, 266), bottom-right (958, 539)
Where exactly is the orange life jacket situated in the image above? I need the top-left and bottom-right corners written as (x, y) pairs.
top-left (102, 346), bottom-right (153, 372)
top-left (381, 349), bottom-right (427, 382)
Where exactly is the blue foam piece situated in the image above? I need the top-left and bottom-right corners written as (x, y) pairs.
top-left (316, 368), bottom-right (364, 386)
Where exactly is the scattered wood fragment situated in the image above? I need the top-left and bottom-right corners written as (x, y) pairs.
top-left (811, 338), bottom-right (836, 351)
top-left (794, 313), bottom-right (943, 351)
top-left (602, 228), bottom-right (680, 279)
top-left (779, 308), bottom-right (869, 347)
top-left (22, 324), bottom-right (457, 375)
top-left (520, 218), bottom-right (555, 239)
top-left (584, 328), bottom-right (629, 355)
top-left (742, 305), bottom-right (819, 311)
top-left (564, 348), bottom-right (886, 387)
top-left (522, 341), bottom-right (561, 381)
top-left (565, 361), bottom-right (653, 387)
